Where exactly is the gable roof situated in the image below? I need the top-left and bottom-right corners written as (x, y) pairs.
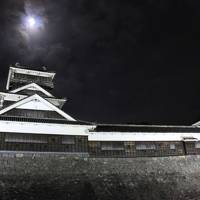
top-left (0, 94), bottom-right (76, 121)
top-left (93, 124), bottom-right (199, 133)
top-left (192, 121), bottom-right (200, 127)
top-left (10, 83), bottom-right (54, 97)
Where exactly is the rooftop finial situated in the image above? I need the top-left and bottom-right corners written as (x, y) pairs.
top-left (42, 66), bottom-right (47, 71)
top-left (15, 62), bottom-right (20, 68)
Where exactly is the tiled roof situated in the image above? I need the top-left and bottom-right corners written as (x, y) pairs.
top-left (0, 115), bottom-right (92, 125)
top-left (10, 65), bottom-right (56, 73)
top-left (93, 124), bottom-right (200, 133)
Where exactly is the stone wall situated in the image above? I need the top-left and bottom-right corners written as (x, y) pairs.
top-left (0, 152), bottom-right (200, 199)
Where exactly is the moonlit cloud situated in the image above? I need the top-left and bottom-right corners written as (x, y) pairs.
top-left (18, 0), bottom-right (46, 41)
top-left (22, 14), bottom-right (44, 32)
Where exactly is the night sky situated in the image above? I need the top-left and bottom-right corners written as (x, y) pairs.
top-left (0, 0), bottom-right (200, 125)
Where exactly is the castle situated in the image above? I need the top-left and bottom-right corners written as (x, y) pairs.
top-left (0, 64), bottom-right (200, 157)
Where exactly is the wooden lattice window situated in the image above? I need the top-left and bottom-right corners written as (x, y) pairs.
top-left (5, 133), bottom-right (48, 144)
top-left (170, 144), bottom-right (176, 150)
top-left (195, 142), bottom-right (200, 148)
top-left (62, 136), bottom-right (75, 144)
top-left (101, 142), bottom-right (124, 150)
top-left (136, 144), bottom-right (156, 150)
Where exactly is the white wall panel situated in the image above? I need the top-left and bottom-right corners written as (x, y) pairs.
top-left (89, 131), bottom-right (200, 141)
top-left (0, 120), bottom-right (94, 136)
top-left (16, 100), bottom-right (53, 111)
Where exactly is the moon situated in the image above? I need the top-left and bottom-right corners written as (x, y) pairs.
top-left (19, 14), bottom-right (45, 38)
top-left (27, 17), bottom-right (36, 28)
top-left (25, 16), bottom-right (36, 29)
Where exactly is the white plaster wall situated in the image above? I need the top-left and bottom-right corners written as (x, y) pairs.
top-left (89, 131), bottom-right (200, 141)
top-left (16, 100), bottom-right (53, 111)
top-left (0, 92), bottom-right (26, 101)
top-left (0, 120), bottom-right (94, 136)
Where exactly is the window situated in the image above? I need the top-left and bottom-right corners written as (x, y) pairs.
top-left (195, 142), bottom-right (200, 148)
top-left (5, 133), bottom-right (47, 143)
top-left (136, 144), bottom-right (156, 150)
top-left (101, 142), bottom-right (124, 150)
top-left (62, 136), bottom-right (75, 144)
top-left (170, 144), bottom-right (176, 150)
top-left (0, 95), bottom-right (4, 108)
top-left (49, 137), bottom-right (56, 143)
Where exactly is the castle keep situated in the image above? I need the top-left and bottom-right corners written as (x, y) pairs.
top-left (1, 64), bottom-right (200, 157)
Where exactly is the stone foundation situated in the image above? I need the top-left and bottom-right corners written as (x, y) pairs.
top-left (0, 152), bottom-right (199, 199)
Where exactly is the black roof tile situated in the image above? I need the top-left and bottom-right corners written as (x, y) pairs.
top-left (93, 124), bottom-right (200, 133)
top-left (0, 115), bottom-right (92, 125)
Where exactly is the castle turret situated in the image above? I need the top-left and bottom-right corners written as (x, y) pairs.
top-left (6, 64), bottom-right (56, 90)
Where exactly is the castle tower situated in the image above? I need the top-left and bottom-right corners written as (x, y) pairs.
top-left (6, 64), bottom-right (55, 90)
top-left (3, 64), bottom-right (69, 117)
top-left (0, 64), bottom-right (93, 153)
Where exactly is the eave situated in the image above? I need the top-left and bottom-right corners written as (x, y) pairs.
top-left (0, 92), bottom-right (67, 108)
